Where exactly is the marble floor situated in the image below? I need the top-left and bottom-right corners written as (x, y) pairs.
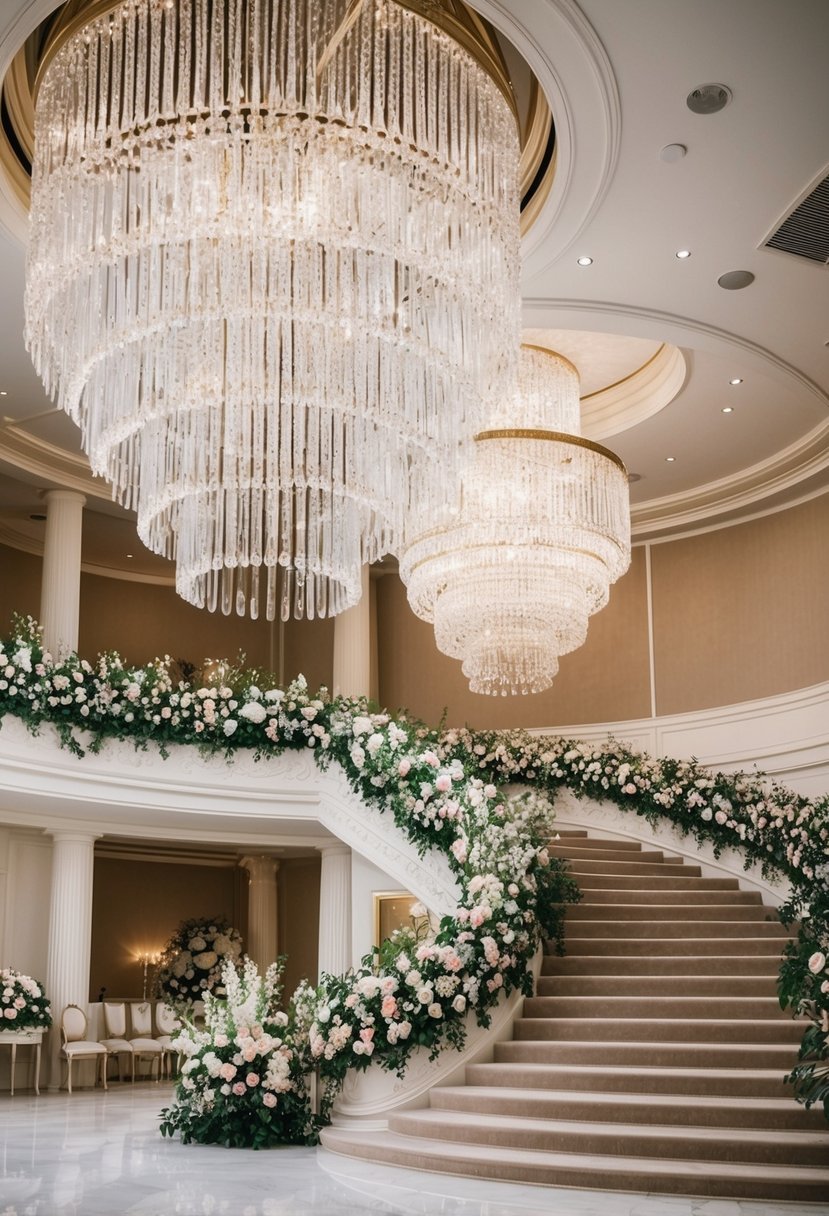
top-left (0, 1085), bottom-right (825, 1216)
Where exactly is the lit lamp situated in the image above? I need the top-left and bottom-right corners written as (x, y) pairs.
top-left (137, 952), bottom-right (160, 1002)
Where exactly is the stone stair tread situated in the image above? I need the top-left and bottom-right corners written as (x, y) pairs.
top-left (390, 1108), bottom-right (828, 1150)
top-left (467, 1062), bottom-right (792, 1094)
top-left (321, 1127), bottom-right (829, 1199)
top-left (431, 1085), bottom-right (820, 1121)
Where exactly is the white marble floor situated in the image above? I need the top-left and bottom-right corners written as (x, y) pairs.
top-left (0, 1085), bottom-right (825, 1216)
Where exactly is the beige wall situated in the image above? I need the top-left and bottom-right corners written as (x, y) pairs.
top-left (3, 491), bottom-right (829, 724)
top-left (89, 855), bottom-right (246, 1001)
top-left (651, 495), bottom-right (829, 715)
top-left (278, 857), bottom-right (321, 998)
top-left (376, 546), bottom-right (652, 729)
top-left (0, 544), bottom-right (41, 626)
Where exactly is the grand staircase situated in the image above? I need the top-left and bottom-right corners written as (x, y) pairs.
top-left (322, 829), bottom-right (829, 1201)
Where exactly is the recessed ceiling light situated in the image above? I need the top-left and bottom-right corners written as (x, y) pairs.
top-left (665, 456), bottom-right (676, 462)
top-left (126, 553), bottom-right (134, 558)
top-left (686, 84), bottom-right (732, 115)
top-left (577, 256), bottom-right (593, 267)
top-left (675, 249), bottom-right (691, 259)
top-left (717, 270), bottom-right (755, 290)
top-left (721, 406), bottom-right (734, 414)
top-left (659, 143), bottom-right (687, 163)
top-left (729, 377), bottom-right (743, 385)
top-left (0, 391), bottom-right (7, 397)
top-left (29, 512), bottom-right (47, 521)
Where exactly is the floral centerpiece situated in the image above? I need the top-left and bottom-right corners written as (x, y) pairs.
top-left (0, 968), bottom-right (52, 1031)
top-left (155, 918), bottom-right (243, 1006)
top-left (160, 957), bottom-right (320, 1148)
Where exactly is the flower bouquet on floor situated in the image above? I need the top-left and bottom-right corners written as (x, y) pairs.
top-left (160, 957), bottom-right (320, 1148)
top-left (154, 917), bottom-right (243, 1007)
top-left (0, 968), bottom-right (52, 1031)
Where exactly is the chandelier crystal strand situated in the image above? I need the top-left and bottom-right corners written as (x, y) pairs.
top-left (26, 0), bottom-right (520, 620)
top-left (400, 346), bottom-right (631, 695)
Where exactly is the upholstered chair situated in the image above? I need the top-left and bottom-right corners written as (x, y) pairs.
top-left (100, 1001), bottom-right (135, 1081)
top-left (154, 1002), bottom-right (182, 1078)
top-left (60, 1005), bottom-right (108, 1094)
top-left (129, 1001), bottom-right (164, 1080)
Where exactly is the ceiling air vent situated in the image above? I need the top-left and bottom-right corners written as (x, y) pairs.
top-left (765, 174), bottom-right (829, 265)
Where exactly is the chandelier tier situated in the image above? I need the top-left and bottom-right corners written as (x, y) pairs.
top-left (25, 0), bottom-right (521, 620)
top-left (400, 345), bottom-right (631, 695)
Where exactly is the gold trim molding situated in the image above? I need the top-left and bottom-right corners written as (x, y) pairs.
top-left (474, 428), bottom-right (628, 475)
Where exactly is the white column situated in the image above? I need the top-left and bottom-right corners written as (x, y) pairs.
top-left (40, 489), bottom-right (86, 657)
top-left (317, 844), bottom-right (352, 979)
top-left (45, 830), bottom-right (98, 1089)
top-left (240, 855), bottom-right (280, 970)
top-left (333, 565), bottom-right (370, 699)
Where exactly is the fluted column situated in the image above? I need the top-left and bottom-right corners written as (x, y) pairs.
top-left (317, 844), bottom-right (352, 979)
top-left (40, 489), bottom-right (86, 657)
top-left (240, 855), bottom-right (280, 970)
top-left (333, 565), bottom-right (370, 699)
top-left (45, 830), bottom-right (99, 1089)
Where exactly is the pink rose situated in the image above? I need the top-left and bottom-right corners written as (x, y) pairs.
top-left (436, 774), bottom-right (451, 793)
top-left (232, 1082), bottom-right (246, 1095)
top-left (808, 951), bottom-right (826, 974)
top-left (381, 995), bottom-right (398, 1018)
top-left (398, 759), bottom-right (411, 777)
top-left (359, 1027), bottom-right (375, 1043)
top-left (246, 1073), bottom-right (259, 1087)
top-left (262, 1091), bottom-right (277, 1108)
top-left (219, 1062), bottom-right (237, 1082)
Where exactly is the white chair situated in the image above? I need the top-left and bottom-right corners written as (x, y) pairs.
top-left (100, 1001), bottom-right (135, 1081)
top-left (154, 1002), bottom-right (181, 1078)
top-left (60, 1005), bottom-right (108, 1094)
top-left (130, 1001), bottom-right (163, 1080)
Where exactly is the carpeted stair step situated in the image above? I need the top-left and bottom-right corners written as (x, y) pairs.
top-left (542, 953), bottom-right (781, 976)
top-left (537, 974), bottom-right (777, 996)
top-left (464, 1062), bottom-right (794, 1100)
top-left (567, 901), bottom-right (774, 920)
top-left (387, 1109), bottom-right (828, 1168)
top-left (522, 995), bottom-right (790, 1020)
top-left (494, 1039), bottom-right (801, 1069)
top-left (563, 859), bottom-right (703, 875)
top-left (569, 887), bottom-right (762, 904)
top-left (428, 1085), bottom-right (824, 1132)
top-left (560, 935), bottom-right (787, 956)
top-left (320, 1126), bottom-right (829, 1202)
top-left (563, 919), bottom-right (789, 939)
top-left (550, 845), bottom-right (673, 864)
top-left (572, 873), bottom-right (742, 890)
top-left (513, 1016), bottom-right (803, 1043)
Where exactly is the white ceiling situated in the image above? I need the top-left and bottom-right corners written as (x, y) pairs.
top-left (0, 0), bottom-right (827, 581)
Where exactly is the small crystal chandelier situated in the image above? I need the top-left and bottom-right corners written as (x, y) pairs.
top-left (400, 345), bottom-right (631, 695)
top-left (25, 0), bottom-right (520, 621)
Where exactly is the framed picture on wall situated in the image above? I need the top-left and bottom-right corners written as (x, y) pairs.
top-left (372, 891), bottom-right (432, 949)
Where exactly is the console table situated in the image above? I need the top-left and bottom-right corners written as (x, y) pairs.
top-left (0, 1028), bottom-right (44, 1096)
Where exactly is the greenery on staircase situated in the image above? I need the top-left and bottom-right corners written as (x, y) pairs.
top-left (0, 614), bottom-right (827, 1137)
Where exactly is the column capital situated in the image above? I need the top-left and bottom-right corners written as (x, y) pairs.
top-left (47, 828), bottom-right (101, 846)
top-left (239, 854), bottom-right (281, 877)
top-left (317, 842), bottom-right (352, 859)
top-left (42, 488), bottom-right (87, 508)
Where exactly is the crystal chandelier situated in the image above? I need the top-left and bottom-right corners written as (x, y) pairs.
top-left (25, 0), bottom-right (520, 621)
top-left (400, 345), bottom-right (631, 695)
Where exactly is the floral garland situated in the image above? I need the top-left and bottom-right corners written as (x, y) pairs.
top-left (155, 917), bottom-right (244, 1005)
top-left (0, 968), bottom-right (52, 1031)
top-left (0, 614), bottom-right (827, 1131)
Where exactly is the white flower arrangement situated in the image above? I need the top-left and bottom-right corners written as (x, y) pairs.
top-left (0, 968), bottom-right (52, 1031)
top-left (155, 918), bottom-right (243, 1005)
top-left (0, 613), bottom-right (827, 1134)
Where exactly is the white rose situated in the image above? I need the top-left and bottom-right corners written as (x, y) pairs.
top-left (193, 950), bottom-right (218, 970)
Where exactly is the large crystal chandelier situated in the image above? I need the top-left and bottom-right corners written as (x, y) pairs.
top-left (25, 0), bottom-right (520, 620)
top-left (400, 345), bottom-right (631, 695)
